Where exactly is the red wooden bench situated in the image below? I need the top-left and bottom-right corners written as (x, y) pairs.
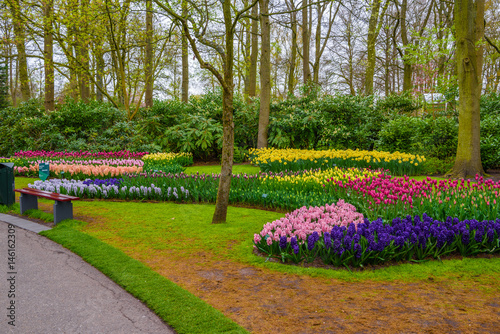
top-left (15, 188), bottom-right (80, 225)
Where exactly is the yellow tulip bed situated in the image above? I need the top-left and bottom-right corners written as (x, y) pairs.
top-left (142, 152), bottom-right (193, 172)
top-left (260, 167), bottom-right (380, 192)
top-left (249, 148), bottom-right (425, 176)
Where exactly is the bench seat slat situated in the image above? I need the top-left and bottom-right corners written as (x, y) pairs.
top-left (15, 188), bottom-right (80, 201)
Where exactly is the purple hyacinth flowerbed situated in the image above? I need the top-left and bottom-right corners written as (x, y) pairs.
top-left (82, 178), bottom-right (123, 187)
top-left (254, 210), bottom-right (500, 267)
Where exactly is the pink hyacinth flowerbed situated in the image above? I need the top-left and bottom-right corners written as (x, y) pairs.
top-left (254, 199), bottom-right (364, 246)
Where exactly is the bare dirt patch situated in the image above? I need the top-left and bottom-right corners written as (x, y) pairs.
top-left (72, 210), bottom-right (500, 334)
top-left (17, 194), bottom-right (500, 333)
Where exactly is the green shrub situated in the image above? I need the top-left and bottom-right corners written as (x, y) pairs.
top-left (420, 156), bottom-right (455, 175)
top-left (481, 135), bottom-right (500, 171)
top-left (413, 116), bottom-right (458, 160)
top-left (377, 116), bottom-right (422, 154)
top-left (376, 91), bottom-right (421, 116)
top-left (377, 116), bottom-right (458, 160)
top-left (480, 114), bottom-right (500, 170)
top-left (316, 94), bottom-right (379, 150)
top-left (481, 93), bottom-right (500, 118)
top-left (163, 114), bottom-right (223, 160)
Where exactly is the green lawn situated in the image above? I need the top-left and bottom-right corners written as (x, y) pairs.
top-left (9, 177), bottom-right (500, 283)
top-left (4, 172), bottom-right (500, 333)
top-left (185, 164), bottom-right (260, 175)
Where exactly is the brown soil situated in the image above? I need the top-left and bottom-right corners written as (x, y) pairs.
top-left (15, 173), bottom-right (500, 333)
top-left (485, 169), bottom-right (500, 182)
top-left (88, 225), bottom-right (500, 334)
top-left (25, 201), bottom-right (498, 334)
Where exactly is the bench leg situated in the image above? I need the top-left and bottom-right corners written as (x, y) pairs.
top-left (53, 201), bottom-right (73, 225)
top-left (19, 193), bottom-right (38, 214)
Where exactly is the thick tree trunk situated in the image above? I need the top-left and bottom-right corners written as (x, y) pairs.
top-left (181, 0), bottom-right (189, 103)
top-left (181, 36), bottom-right (189, 102)
top-left (9, 0), bottom-right (30, 101)
top-left (257, 0), bottom-right (270, 149)
top-left (400, 0), bottom-right (413, 92)
top-left (77, 0), bottom-right (90, 102)
top-left (288, 7), bottom-right (297, 96)
top-left (96, 49), bottom-right (104, 102)
top-left (212, 1), bottom-right (235, 224)
top-left (302, 0), bottom-right (311, 84)
top-left (145, 0), bottom-right (154, 107)
top-left (8, 46), bottom-right (16, 106)
top-left (312, 4), bottom-right (321, 84)
top-left (43, 0), bottom-right (55, 110)
top-left (364, 0), bottom-right (381, 95)
top-left (447, 0), bottom-right (485, 178)
top-left (243, 23), bottom-right (250, 99)
top-left (248, 4), bottom-right (259, 98)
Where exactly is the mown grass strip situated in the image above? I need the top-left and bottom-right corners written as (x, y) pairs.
top-left (39, 223), bottom-right (248, 334)
top-left (40, 222), bottom-right (248, 334)
top-left (0, 202), bottom-right (247, 334)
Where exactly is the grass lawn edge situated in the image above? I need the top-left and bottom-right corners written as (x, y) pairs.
top-left (0, 204), bottom-right (248, 334)
top-left (40, 223), bottom-right (248, 334)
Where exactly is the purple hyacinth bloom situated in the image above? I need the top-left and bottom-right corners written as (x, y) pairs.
top-left (436, 231), bottom-right (447, 248)
top-left (354, 243), bottom-right (362, 258)
top-left (324, 232), bottom-right (332, 250)
top-left (462, 230), bottom-right (470, 245)
top-left (293, 244), bottom-right (299, 254)
top-left (291, 236), bottom-right (298, 248)
top-left (344, 236), bottom-right (352, 249)
top-left (347, 224), bottom-right (356, 237)
top-left (307, 234), bottom-right (316, 251)
top-left (333, 239), bottom-right (343, 254)
top-left (487, 229), bottom-right (495, 243)
top-left (279, 236), bottom-right (287, 249)
top-left (312, 231), bottom-right (320, 243)
top-left (474, 229), bottom-right (484, 243)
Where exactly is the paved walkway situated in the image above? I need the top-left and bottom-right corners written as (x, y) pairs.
top-left (0, 214), bottom-right (176, 333)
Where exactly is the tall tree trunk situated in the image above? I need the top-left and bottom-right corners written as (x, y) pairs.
top-left (257, 0), bottom-right (270, 149)
top-left (181, 0), bottom-right (189, 103)
top-left (8, 45), bottom-right (16, 106)
top-left (110, 48), bottom-right (122, 103)
top-left (95, 48), bottom-right (104, 102)
top-left (384, 26), bottom-right (390, 96)
top-left (248, 4), bottom-right (259, 97)
top-left (288, 2), bottom-right (297, 96)
top-left (145, 0), bottom-right (154, 107)
top-left (212, 1), bottom-right (235, 224)
top-left (312, 4), bottom-right (321, 84)
top-left (66, 0), bottom-right (79, 100)
top-left (400, 0), bottom-right (412, 92)
top-left (77, 0), bottom-right (90, 102)
top-left (43, 0), bottom-right (55, 111)
top-left (364, 0), bottom-right (382, 95)
top-left (9, 0), bottom-right (30, 101)
top-left (243, 0), bottom-right (251, 100)
top-left (447, 0), bottom-right (485, 178)
top-left (302, 0), bottom-right (311, 84)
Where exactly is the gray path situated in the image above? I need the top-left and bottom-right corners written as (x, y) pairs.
top-left (0, 217), bottom-right (175, 333)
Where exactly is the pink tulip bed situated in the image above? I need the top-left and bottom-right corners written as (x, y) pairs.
top-left (15, 163), bottom-right (143, 180)
top-left (324, 173), bottom-right (500, 222)
top-left (6, 150), bottom-right (147, 179)
top-left (13, 149), bottom-right (148, 159)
